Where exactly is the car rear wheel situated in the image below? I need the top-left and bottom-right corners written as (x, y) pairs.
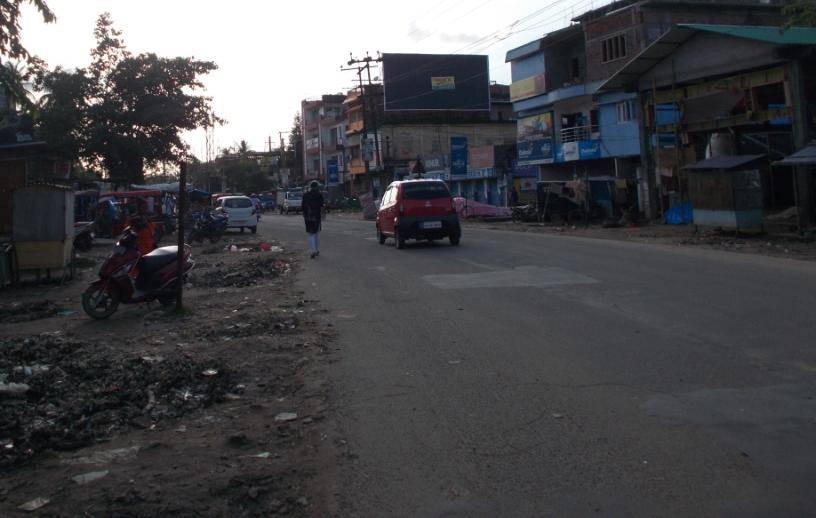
top-left (449, 232), bottom-right (461, 246)
top-left (395, 228), bottom-right (405, 249)
top-left (377, 227), bottom-right (386, 245)
top-left (250, 226), bottom-right (257, 234)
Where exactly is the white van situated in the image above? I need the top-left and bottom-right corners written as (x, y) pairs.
top-left (215, 196), bottom-right (257, 234)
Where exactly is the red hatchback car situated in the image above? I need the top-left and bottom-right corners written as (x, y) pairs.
top-left (376, 180), bottom-right (461, 249)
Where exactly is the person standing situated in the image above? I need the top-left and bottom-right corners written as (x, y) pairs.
top-left (302, 181), bottom-right (324, 259)
top-left (510, 185), bottom-right (519, 207)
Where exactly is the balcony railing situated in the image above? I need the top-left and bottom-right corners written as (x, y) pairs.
top-left (560, 125), bottom-right (599, 143)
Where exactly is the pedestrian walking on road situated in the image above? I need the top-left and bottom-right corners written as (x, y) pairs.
top-left (302, 181), bottom-right (324, 259)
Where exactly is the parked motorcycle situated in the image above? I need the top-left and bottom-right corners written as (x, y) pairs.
top-left (81, 228), bottom-right (195, 320)
top-left (511, 204), bottom-right (539, 223)
top-left (190, 210), bottom-right (228, 244)
top-left (73, 221), bottom-right (95, 252)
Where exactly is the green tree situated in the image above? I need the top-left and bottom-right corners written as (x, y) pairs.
top-left (35, 13), bottom-right (220, 185)
top-left (35, 67), bottom-right (90, 158)
top-left (784, 0), bottom-right (816, 27)
top-left (0, 0), bottom-right (55, 61)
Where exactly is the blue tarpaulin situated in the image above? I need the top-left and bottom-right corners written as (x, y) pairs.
top-left (665, 202), bottom-right (693, 225)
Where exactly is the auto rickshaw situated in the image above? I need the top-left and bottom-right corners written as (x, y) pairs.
top-left (96, 190), bottom-right (174, 243)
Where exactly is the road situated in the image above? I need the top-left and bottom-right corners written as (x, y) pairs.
top-left (264, 213), bottom-right (816, 517)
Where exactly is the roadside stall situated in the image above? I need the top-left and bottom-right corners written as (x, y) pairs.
top-left (683, 155), bottom-right (766, 232)
top-left (12, 184), bottom-right (75, 281)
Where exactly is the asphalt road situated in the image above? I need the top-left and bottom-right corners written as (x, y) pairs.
top-left (264, 213), bottom-right (816, 517)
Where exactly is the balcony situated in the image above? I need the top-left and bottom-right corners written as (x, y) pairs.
top-left (305, 137), bottom-right (320, 152)
top-left (346, 120), bottom-right (364, 134)
top-left (560, 125), bottom-right (599, 143)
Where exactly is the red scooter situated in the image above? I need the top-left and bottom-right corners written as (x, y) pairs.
top-left (81, 229), bottom-right (195, 320)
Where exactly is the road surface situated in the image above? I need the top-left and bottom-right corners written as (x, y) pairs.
top-left (265, 213), bottom-right (816, 517)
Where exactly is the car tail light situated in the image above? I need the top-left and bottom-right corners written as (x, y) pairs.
top-left (450, 199), bottom-right (456, 213)
top-left (399, 204), bottom-right (404, 217)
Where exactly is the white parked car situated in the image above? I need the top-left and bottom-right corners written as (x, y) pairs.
top-left (215, 196), bottom-right (258, 234)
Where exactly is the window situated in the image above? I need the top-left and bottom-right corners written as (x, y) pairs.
top-left (601, 34), bottom-right (627, 63)
top-left (570, 58), bottom-right (581, 80)
top-left (616, 100), bottom-right (637, 123)
top-left (224, 198), bottom-right (252, 209)
top-left (402, 182), bottom-right (451, 200)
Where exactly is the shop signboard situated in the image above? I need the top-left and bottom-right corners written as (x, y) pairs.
top-left (518, 138), bottom-right (554, 163)
top-left (450, 137), bottom-right (468, 178)
top-left (510, 74), bottom-right (547, 102)
top-left (469, 146), bottom-right (495, 170)
top-left (327, 158), bottom-right (339, 185)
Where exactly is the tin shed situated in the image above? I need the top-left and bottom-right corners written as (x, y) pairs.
top-left (12, 184), bottom-right (74, 271)
top-left (683, 155), bottom-right (765, 231)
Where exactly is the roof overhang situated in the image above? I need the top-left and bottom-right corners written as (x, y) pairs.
top-left (774, 145), bottom-right (816, 166)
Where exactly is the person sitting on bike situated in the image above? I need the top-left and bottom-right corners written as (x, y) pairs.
top-left (128, 202), bottom-right (156, 256)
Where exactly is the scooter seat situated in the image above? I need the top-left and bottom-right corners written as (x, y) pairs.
top-left (138, 246), bottom-right (179, 275)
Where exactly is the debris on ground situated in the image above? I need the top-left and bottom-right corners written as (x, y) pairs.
top-left (17, 497), bottom-right (50, 512)
top-left (0, 334), bottom-right (236, 468)
top-left (71, 470), bottom-right (109, 485)
top-left (0, 300), bottom-right (61, 323)
top-left (194, 255), bottom-right (291, 288)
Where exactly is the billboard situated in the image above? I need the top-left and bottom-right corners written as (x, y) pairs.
top-left (510, 74), bottom-right (547, 102)
top-left (383, 53), bottom-right (491, 112)
top-left (517, 112), bottom-right (555, 164)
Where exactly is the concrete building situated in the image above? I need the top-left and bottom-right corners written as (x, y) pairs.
top-left (505, 0), bottom-right (788, 216)
top-left (301, 95), bottom-right (346, 185)
top-left (359, 84), bottom-right (516, 203)
top-left (600, 24), bottom-right (816, 222)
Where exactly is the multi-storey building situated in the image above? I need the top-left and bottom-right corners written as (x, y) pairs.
top-left (300, 95), bottom-right (346, 185)
top-left (506, 0), bottom-right (788, 217)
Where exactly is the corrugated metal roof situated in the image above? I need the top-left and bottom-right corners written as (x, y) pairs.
top-left (774, 145), bottom-right (816, 166)
top-left (598, 24), bottom-right (816, 92)
top-left (597, 26), bottom-right (698, 91)
top-left (683, 154), bottom-right (765, 170)
top-left (679, 24), bottom-right (816, 45)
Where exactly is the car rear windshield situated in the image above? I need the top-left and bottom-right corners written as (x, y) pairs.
top-left (287, 193), bottom-right (302, 200)
top-left (402, 183), bottom-right (450, 200)
top-left (224, 198), bottom-right (252, 209)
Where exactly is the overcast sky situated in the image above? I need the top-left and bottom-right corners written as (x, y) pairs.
top-left (20, 0), bottom-right (613, 160)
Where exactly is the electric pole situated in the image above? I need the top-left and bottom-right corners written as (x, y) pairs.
top-left (342, 52), bottom-right (382, 184)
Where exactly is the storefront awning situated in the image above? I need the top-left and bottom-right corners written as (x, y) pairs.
top-left (683, 154), bottom-right (765, 171)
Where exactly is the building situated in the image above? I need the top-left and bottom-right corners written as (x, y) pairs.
top-left (505, 0), bottom-right (789, 216)
top-left (600, 23), bottom-right (816, 221)
top-left (301, 95), bottom-right (346, 186)
top-left (347, 83), bottom-right (516, 203)
top-left (343, 84), bottom-right (385, 196)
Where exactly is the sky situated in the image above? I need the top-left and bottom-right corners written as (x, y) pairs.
top-left (19, 0), bottom-right (614, 161)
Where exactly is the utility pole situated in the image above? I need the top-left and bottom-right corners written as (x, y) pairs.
top-left (278, 131), bottom-right (288, 188)
top-left (342, 52), bottom-right (383, 187)
top-left (175, 161), bottom-right (187, 312)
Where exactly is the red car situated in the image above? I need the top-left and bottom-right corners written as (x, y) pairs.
top-left (376, 179), bottom-right (461, 249)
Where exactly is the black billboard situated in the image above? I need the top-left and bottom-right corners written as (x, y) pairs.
top-left (382, 53), bottom-right (491, 112)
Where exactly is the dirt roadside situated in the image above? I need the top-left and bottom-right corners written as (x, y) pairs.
top-left (0, 228), bottom-right (339, 517)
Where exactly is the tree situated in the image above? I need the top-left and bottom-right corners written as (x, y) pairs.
top-left (784, 0), bottom-right (816, 27)
top-left (35, 13), bottom-right (221, 184)
top-left (0, 0), bottom-right (55, 62)
top-left (0, 1), bottom-right (54, 119)
top-left (287, 112), bottom-right (303, 175)
top-left (35, 67), bottom-right (90, 159)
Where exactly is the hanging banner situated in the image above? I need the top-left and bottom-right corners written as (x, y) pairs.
top-left (327, 158), bottom-right (339, 185)
top-left (450, 137), bottom-right (468, 178)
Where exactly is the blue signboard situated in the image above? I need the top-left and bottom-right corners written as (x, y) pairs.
top-left (512, 161), bottom-right (538, 178)
top-left (517, 136), bottom-right (554, 163)
top-left (327, 158), bottom-right (339, 185)
top-left (450, 137), bottom-right (468, 178)
top-left (578, 140), bottom-right (601, 160)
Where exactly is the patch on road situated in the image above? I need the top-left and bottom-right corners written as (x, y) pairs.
top-left (422, 266), bottom-right (598, 290)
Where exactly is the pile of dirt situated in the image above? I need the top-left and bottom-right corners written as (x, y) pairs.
top-left (0, 300), bottom-right (61, 323)
top-left (0, 333), bottom-right (237, 468)
top-left (194, 255), bottom-right (291, 288)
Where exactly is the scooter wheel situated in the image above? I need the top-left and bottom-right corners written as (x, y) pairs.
top-left (82, 284), bottom-right (120, 320)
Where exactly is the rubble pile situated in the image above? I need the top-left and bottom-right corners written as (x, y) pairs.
top-left (0, 300), bottom-right (61, 323)
top-left (0, 333), bottom-right (236, 468)
top-left (195, 255), bottom-right (291, 289)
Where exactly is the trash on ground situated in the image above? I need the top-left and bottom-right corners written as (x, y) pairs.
top-left (72, 470), bottom-right (110, 485)
top-left (274, 412), bottom-right (298, 423)
top-left (0, 382), bottom-right (31, 396)
top-left (18, 497), bottom-right (50, 511)
top-left (62, 446), bottom-right (141, 466)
